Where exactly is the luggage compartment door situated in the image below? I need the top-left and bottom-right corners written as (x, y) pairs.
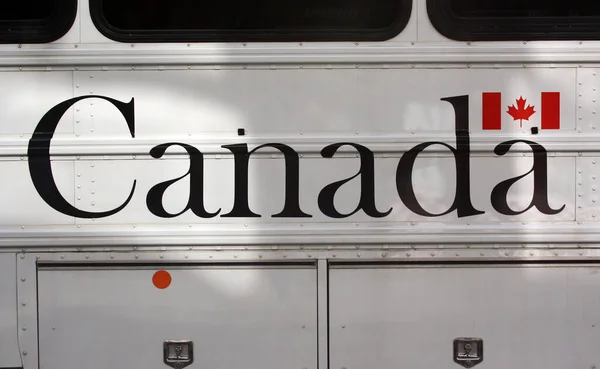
top-left (329, 262), bottom-right (600, 369)
top-left (38, 263), bottom-right (317, 369)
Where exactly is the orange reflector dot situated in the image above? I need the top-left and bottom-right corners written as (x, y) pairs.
top-left (152, 270), bottom-right (171, 289)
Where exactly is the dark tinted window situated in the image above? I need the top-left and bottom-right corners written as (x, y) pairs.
top-left (0, 0), bottom-right (77, 43)
top-left (428, 0), bottom-right (600, 41)
top-left (90, 0), bottom-right (412, 42)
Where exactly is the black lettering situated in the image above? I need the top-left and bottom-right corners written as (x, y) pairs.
top-left (396, 95), bottom-right (485, 218)
top-left (491, 140), bottom-right (565, 215)
top-left (146, 143), bottom-right (220, 218)
top-left (28, 96), bottom-right (136, 218)
top-left (221, 143), bottom-right (311, 218)
top-left (318, 143), bottom-right (391, 218)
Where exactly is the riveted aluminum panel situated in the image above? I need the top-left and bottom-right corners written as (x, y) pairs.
top-left (0, 254), bottom-right (21, 368)
top-left (0, 161), bottom-right (74, 226)
top-left (71, 154), bottom-right (575, 226)
top-left (329, 263), bottom-right (600, 369)
top-left (70, 67), bottom-right (576, 137)
top-left (37, 263), bottom-right (317, 369)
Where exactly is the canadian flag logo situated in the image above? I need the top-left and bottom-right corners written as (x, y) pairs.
top-left (482, 92), bottom-right (560, 130)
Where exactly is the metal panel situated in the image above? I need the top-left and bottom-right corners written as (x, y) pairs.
top-left (576, 156), bottom-right (600, 222)
top-left (0, 254), bottom-right (21, 368)
top-left (0, 161), bottom-right (74, 226)
top-left (71, 154), bottom-right (574, 226)
top-left (0, 71), bottom-right (73, 135)
top-left (329, 263), bottom-right (600, 369)
top-left (38, 264), bottom-right (317, 369)
top-left (71, 67), bottom-right (576, 137)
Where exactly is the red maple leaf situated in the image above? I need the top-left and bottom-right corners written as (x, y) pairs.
top-left (507, 96), bottom-right (535, 128)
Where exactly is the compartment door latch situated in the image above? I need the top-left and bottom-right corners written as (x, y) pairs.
top-left (453, 337), bottom-right (483, 368)
top-left (164, 340), bottom-right (194, 369)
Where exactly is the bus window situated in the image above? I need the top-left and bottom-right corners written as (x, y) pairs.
top-left (0, 0), bottom-right (77, 43)
top-left (90, 0), bottom-right (412, 42)
top-left (428, 0), bottom-right (600, 41)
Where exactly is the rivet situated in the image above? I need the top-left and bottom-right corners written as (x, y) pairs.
top-left (91, 191), bottom-right (95, 194)
top-left (92, 179), bottom-right (95, 183)
top-left (189, 246), bottom-right (193, 250)
top-left (302, 325), bottom-right (306, 329)
top-left (21, 226), bottom-right (25, 230)
top-left (184, 254), bottom-right (189, 259)
top-left (554, 251), bottom-right (559, 256)
top-left (21, 302), bottom-right (26, 306)
top-left (594, 161), bottom-right (597, 164)
top-left (89, 75), bottom-right (93, 78)
top-left (530, 252), bottom-right (534, 256)
top-left (52, 327), bottom-right (56, 330)
top-left (110, 254), bottom-right (115, 259)
top-left (91, 201), bottom-right (95, 206)
top-left (431, 252), bottom-right (436, 257)
top-left (410, 222), bottom-right (415, 226)
top-left (342, 325), bottom-right (346, 328)
top-left (22, 351), bottom-right (27, 356)
top-left (135, 255), bottom-right (139, 259)
top-left (406, 252), bottom-right (411, 257)
top-left (160, 254), bottom-right (164, 259)
top-left (21, 278), bottom-right (25, 282)
top-left (505, 251), bottom-right (510, 256)
top-left (77, 197), bottom-right (81, 200)
top-left (20, 254), bottom-right (25, 259)
top-left (455, 252), bottom-right (460, 257)
top-left (85, 255), bottom-right (90, 259)
top-left (21, 326), bottom-right (26, 331)
top-left (382, 252), bottom-right (388, 257)
top-left (258, 254), bottom-right (263, 258)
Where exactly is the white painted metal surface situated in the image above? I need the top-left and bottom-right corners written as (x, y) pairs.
top-left (37, 264), bottom-right (317, 369)
top-left (0, 254), bottom-right (20, 368)
top-left (0, 66), bottom-right (589, 246)
top-left (329, 263), bottom-right (600, 369)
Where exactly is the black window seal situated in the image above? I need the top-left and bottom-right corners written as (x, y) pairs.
top-left (0, 0), bottom-right (78, 44)
top-left (427, 0), bottom-right (600, 41)
top-left (88, 0), bottom-right (412, 43)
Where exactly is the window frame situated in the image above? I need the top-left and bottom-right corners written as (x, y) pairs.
top-left (0, 0), bottom-right (77, 44)
top-left (427, 0), bottom-right (600, 41)
top-left (89, 0), bottom-right (412, 43)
